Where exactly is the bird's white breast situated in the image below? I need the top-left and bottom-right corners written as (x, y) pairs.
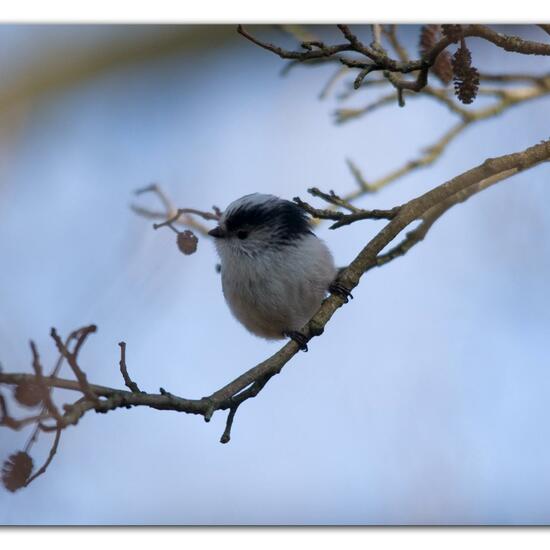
top-left (218, 234), bottom-right (336, 339)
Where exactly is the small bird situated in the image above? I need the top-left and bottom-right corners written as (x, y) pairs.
top-left (208, 193), bottom-right (351, 351)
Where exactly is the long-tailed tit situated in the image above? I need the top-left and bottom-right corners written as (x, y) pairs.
top-left (208, 193), bottom-right (351, 351)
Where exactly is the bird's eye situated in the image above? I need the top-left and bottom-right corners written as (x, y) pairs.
top-left (237, 230), bottom-right (249, 240)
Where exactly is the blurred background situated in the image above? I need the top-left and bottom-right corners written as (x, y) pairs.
top-left (0, 24), bottom-right (549, 525)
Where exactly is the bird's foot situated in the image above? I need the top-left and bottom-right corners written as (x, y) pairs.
top-left (329, 281), bottom-right (354, 303)
top-left (283, 331), bottom-right (309, 352)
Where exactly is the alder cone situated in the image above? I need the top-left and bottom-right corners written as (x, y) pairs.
top-left (452, 42), bottom-right (472, 75)
top-left (454, 66), bottom-right (480, 104)
top-left (419, 24), bottom-right (440, 55)
top-left (14, 381), bottom-right (43, 407)
top-left (177, 230), bottom-right (198, 255)
top-left (1, 451), bottom-right (33, 492)
top-left (433, 51), bottom-right (453, 85)
top-left (419, 25), bottom-right (453, 85)
top-left (452, 40), bottom-right (480, 104)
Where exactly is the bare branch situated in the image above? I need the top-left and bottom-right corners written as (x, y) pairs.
top-left (24, 428), bottom-right (62, 487)
top-left (0, 393), bottom-right (50, 431)
top-left (466, 24), bottom-right (550, 55)
top-left (346, 158), bottom-right (373, 192)
top-left (335, 91), bottom-right (400, 124)
top-left (118, 342), bottom-right (141, 393)
top-left (2, 139), bottom-right (549, 488)
top-left (382, 25), bottom-right (410, 63)
top-left (345, 121), bottom-right (468, 197)
top-left (135, 183), bottom-right (173, 213)
top-left (293, 188), bottom-right (400, 229)
top-left (319, 66), bottom-right (350, 99)
top-left (131, 183), bottom-right (217, 237)
top-left (371, 24), bottom-right (383, 50)
top-left (220, 404), bottom-right (238, 444)
top-left (238, 24), bottom-right (550, 98)
top-left (3, 25), bottom-right (549, 492)
top-left (50, 326), bottom-right (99, 405)
top-left (279, 25), bottom-right (318, 44)
top-left (29, 341), bottom-right (63, 423)
top-left (152, 207), bottom-right (219, 231)
top-left (237, 24), bottom-right (353, 61)
top-left (376, 167), bottom-right (519, 266)
top-left (308, 187), bottom-right (361, 212)
top-left (339, 73), bottom-right (550, 199)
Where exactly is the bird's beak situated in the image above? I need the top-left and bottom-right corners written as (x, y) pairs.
top-left (208, 226), bottom-right (226, 239)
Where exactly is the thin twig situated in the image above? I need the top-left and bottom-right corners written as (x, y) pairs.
top-left (292, 197), bottom-right (344, 223)
top-left (24, 428), bottom-right (62, 486)
top-left (329, 206), bottom-right (401, 229)
top-left (382, 25), bottom-right (410, 63)
top-left (335, 91), bottom-right (400, 124)
top-left (319, 66), bottom-right (349, 99)
top-left (371, 24), bottom-right (383, 50)
top-left (50, 327), bottom-right (99, 404)
top-left (308, 187), bottom-right (361, 212)
top-left (118, 342), bottom-right (141, 393)
top-left (23, 330), bottom-right (79, 454)
top-left (132, 184), bottom-right (217, 236)
top-left (339, 73), bottom-right (550, 199)
top-left (0, 393), bottom-right (51, 431)
top-left (346, 158), bottom-right (372, 191)
top-left (220, 404), bottom-right (238, 444)
top-left (153, 207), bottom-right (219, 231)
top-left (29, 341), bottom-right (63, 422)
top-left (298, 187), bottom-right (401, 227)
top-left (135, 183), bottom-right (173, 213)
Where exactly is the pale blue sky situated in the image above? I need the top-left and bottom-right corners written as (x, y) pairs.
top-left (0, 25), bottom-right (549, 524)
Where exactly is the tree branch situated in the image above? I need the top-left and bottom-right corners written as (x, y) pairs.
top-left (50, 326), bottom-right (99, 405)
top-left (340, 76), bottom-right (550, 198)
top-left (2, 138), bottom-right (548, 489)
top-left (118, 342), bottom-right (141, 393)
top-left (131, 183), bottom-right (220, 237)
top-left (244, 25), bottom-right (549, 205)
top-left (24, 428), bottom-right (61, 487)
top-left (238, 24), bottom-right (550, 97)
top-left (293, 189), bottom-right (400, 229)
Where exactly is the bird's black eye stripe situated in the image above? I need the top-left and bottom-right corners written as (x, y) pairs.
top-left (237, 230), bottom-right (249, 240)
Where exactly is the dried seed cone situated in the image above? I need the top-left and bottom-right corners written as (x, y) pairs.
top-left (433, 51), bottom-right (453, 85)
top-left (452, 40), bottom-right (479, 104)
top-left (452, 42), bottom-right (472, 76)
top-left (419, 24), bottom-right (440, 55)
top-left (454, 66), bottom-right (480, 104)
top-left (1, 451), bottom-right (33, 492)
top-left (176, 230), bottom-right (198, 255)
top-left (14, 382), bottom-right (43, 408)
top-left (419, 25), bottom-right (452, 85)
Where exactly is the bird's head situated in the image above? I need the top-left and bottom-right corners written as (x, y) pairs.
top-left (209, 193), bottom-right (312, 258)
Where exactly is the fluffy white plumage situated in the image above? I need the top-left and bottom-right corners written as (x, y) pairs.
top-left (210, 193), bottom-right (337, 340)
